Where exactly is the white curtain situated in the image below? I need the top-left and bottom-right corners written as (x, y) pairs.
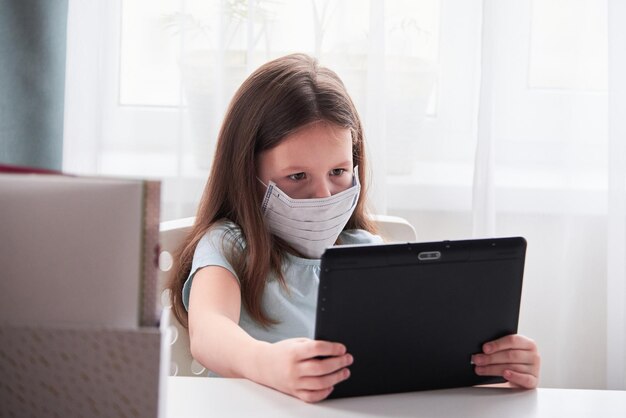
top-left (607, 0), bottom-right (626, 391)
top-left (64, 0), bottom-right (626, 390)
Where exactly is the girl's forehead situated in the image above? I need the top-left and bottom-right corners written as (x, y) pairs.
top-left (279, 121), bottom-right (351, 149)
top-left (257, 122), bottom-right (353, 175)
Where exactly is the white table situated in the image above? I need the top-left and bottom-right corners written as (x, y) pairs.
top-left (167, 377), bottom-right (626, 417)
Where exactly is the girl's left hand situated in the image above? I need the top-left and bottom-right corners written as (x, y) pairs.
top-left (471, 334), bottom-right (541, 389)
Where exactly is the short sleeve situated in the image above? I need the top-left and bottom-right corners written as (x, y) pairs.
top-left (339, 229), bottom-right (384, 245)
top-left (181, 221), bottom-right (245, 311)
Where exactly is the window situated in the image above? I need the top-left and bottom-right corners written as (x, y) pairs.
top-left (65, 0), bottom-right (609, 219)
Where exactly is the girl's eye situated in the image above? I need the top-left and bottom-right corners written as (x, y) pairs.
top-left (330, 168), bottom-right (346, 176)
top-left (288, 172), bottom-right (306, 181)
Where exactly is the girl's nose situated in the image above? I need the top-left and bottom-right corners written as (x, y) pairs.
top-left (310, 179), bottom-right (332, 198)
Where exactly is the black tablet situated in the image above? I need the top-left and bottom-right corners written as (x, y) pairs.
top-left (314, 237), bottom-right (527, 399)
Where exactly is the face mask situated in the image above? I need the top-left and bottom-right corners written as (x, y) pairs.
top-left (260, 168), bottom-right (361, 259)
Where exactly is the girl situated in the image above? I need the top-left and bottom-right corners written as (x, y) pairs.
top-left (167, 53), bottom-right (540, 403)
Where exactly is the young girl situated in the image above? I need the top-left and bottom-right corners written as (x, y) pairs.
top-left (167, 53), bottom-right (541, 403)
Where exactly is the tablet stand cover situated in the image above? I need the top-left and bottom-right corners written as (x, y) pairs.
top-left (315, 237), bottom-right (526, 399)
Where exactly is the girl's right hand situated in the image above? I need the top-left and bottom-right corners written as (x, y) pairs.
top-left (254, 338), bottom-right (353, 403)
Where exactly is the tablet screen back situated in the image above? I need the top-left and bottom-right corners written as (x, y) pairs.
top-left (314, 237), bottom-right (526, 399)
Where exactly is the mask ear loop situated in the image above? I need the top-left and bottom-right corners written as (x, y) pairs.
top-left (257, 177), bottom-right (269, 188)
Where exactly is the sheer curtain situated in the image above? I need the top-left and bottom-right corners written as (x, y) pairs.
top-left (63, 0), bottom-right (625, 390)
top-left (469, 0), bottom-right (624, 390)
top-left (607, 0), bottom-right (626, 391)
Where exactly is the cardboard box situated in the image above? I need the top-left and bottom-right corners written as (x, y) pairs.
top-left (0, 170), bottom-right (167, 417)
top-left (0, 173), bottom-right (160, 328)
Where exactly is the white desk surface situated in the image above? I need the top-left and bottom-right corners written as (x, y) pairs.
top-left (167, 376), bottom-right (626, 418)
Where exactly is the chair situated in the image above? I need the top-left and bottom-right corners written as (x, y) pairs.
top-left (158, 215), bottom-right (417, 376)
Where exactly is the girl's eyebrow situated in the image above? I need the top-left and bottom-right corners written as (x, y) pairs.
top-left (280, 165), bottom-right (309, 173)
top-left (280, 160), bottom-right (353, 174)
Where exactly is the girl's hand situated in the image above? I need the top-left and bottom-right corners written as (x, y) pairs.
top-left (471, 334), bottom-right (541, 389)
top-left (254, 338), bottom-right (353, 403)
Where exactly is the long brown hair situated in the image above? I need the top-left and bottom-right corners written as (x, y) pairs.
top-left (167, 53), bottom-right (376, 328)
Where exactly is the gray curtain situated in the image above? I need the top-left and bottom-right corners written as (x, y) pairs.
top-left (0, 0), bottom-right (68, 171)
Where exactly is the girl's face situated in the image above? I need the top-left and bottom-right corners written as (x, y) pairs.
top-left (257, 121), bottom-right (354, 199)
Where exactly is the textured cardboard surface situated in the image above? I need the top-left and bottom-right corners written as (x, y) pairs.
top-left (0, 325), bottom-right (161, 418)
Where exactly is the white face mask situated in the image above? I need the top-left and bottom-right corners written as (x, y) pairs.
top-left (260, 169), bottom-right (361, 259)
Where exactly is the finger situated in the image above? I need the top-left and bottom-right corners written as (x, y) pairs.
top-left (296, 367), bottom-right (351, 391)
top-left (296, 340), bottom-right (347, 360)
top-left (475, 363), bottom-right (536, 377)
top-left (472, 349), bottom-right (539, 367)
top-left (483, 334), bottom-right (537, 354)
top-left (299, 353), bottom-right (354, 377)
top-left (502, 369), bottom-right (538, 389)
top-left (295, 387), bottom-right (335, 403)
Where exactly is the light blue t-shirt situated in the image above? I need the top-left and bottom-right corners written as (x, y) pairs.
top-left (182, 220), bottom-right (383, 344)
